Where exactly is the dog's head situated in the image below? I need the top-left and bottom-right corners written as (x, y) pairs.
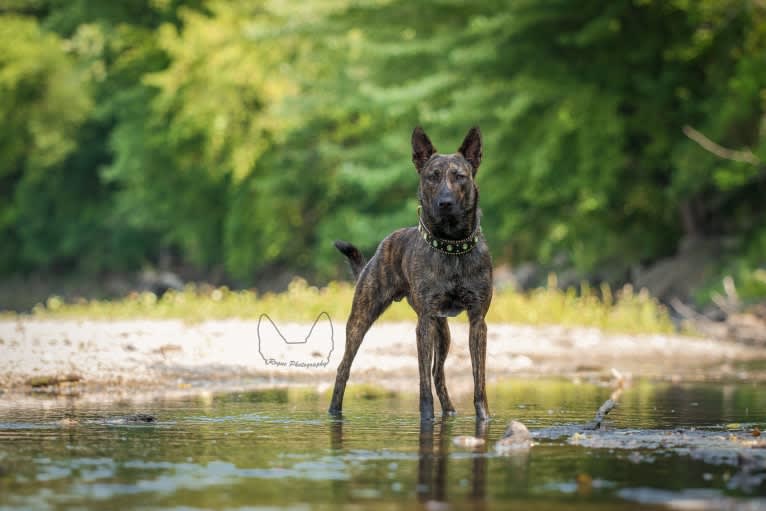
top-left (412, 126), bottom-right (482, 236)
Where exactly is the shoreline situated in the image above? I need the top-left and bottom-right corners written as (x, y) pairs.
top-left (1, 318), bottom-right (764, 405)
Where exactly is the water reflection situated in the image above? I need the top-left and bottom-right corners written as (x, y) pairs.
top-left (416, 419), bottom-right (449, 503)
top-left (0, 379), bottom-right (764, 510)
top-left (469, 420), bottom-right (489, 503)
top-left (330, 417), bottom-right (343, 451)
top-left (415, 418), bottom-right (493, 506)
top-left (328, 413), bottom-right (493, 506)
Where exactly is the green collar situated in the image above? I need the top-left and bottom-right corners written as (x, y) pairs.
top-left (417, 205), bottom-right (481, 255)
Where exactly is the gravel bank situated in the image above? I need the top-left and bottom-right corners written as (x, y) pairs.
top-left (1, 318), bottom-right (764, 403)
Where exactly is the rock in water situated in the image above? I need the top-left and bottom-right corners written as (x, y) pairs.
top-left (101, 414), bottom-right (157, 426)
top-left (495, 420), bottom-right (533, 453)
top-left (126, 414), bottom-right (156, 423)
top-left (503, 420), bottom-right (531, 440)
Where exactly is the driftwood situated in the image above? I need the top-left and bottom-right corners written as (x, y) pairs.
top-left (674, 126), bottom-right (766, 343)
top-left (26, 373), bottom-right (82, 388)
top-left (492, 369), bottom-right (627, 454)
top-left (670, 277), bottom-right (766, 346)
top-left (585, 368), bottom-right (624, 430)
top-left (586, 398), bottom-right (617, 431)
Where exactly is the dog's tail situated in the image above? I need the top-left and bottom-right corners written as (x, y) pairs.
top-left (334, 240), bottom-right (366, 280)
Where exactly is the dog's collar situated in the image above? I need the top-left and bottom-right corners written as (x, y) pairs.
top-left (417, 205), bottom-right (481, 255)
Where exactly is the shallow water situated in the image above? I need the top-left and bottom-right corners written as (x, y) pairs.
top-left (0, 379), bottom-right (765, 510)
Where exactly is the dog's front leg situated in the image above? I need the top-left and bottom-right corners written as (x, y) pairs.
top-left (432, 317), bottom-right (456, 415)
top-left (416, 315), bottom-right (436, 419)
top-left (468, 313), bottom-right (490, 420)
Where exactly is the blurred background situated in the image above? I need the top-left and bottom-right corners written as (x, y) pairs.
top-left (1, 0), bottom-right (765, 316)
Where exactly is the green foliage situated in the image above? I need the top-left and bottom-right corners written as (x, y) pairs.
top-left (1, 0), bottom-right (764, 303)
top-left (9, 277), bottom-right (675, 334)
top-left (0, 15), bottom-right (92, 272)
top-left (312, 0), bottom-right (766, 274)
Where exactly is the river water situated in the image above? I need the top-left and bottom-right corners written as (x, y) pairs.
top-left (0, 379), bottom-right (764, 510)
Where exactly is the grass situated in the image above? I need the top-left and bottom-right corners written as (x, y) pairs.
top-left (0, 276), bottom-right (677, 334)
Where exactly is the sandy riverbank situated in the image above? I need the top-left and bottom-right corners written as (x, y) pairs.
top-left (1, 318), bottom-right (764, 404)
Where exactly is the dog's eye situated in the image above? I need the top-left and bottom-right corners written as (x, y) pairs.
top-left (428, 172), bottom-right (440, 182)
top-left (454, 173), bottom-right (467, 182)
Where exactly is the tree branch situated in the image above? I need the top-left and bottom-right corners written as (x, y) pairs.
top-left (682, 125), bottom-right (761, 166)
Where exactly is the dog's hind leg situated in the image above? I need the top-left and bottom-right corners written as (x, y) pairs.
top-left (328, 265), bottom-right (396, 415)
top-left (432, 318), bottom-right (456, 415)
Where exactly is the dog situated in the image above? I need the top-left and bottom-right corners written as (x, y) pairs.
top-left (329, 126), bottom-right (493, 420)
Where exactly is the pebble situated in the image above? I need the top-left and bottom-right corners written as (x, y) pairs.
top-left (495, 420), bottom-right (533, 453)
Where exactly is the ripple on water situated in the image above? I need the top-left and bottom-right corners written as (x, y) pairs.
top-left (67, 458), bottom-right (350, 500)
top-left (617, 487), bottom-right (766, 510)
top-left (0, 380), bottom-right (764, 510)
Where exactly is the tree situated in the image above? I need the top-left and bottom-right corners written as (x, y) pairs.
top-left (303, 0), bottom-right (766, 284)
top-left (1, 0), bottom-right (764, 300)
top-left (0, 15), bottom-right (92, 271)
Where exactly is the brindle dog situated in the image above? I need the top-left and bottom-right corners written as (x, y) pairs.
top-left (329, 126), bottom-right (493, 420)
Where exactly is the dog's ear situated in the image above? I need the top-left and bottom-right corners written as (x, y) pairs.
top-left (458, 126), bottom-right (482, 175)
top-left (412, 126), bottom-right (436, 173)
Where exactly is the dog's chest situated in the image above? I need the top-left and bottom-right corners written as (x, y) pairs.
top-left (417, 255), bottom-right (485, 317)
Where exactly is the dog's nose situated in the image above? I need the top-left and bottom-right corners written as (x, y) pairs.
top-left (437, 197), bottom-right (454, 209)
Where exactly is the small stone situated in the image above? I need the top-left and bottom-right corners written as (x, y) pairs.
top-left (452, 436), bottom-right (485, 448)
top-left (495, 420), bottom-right (533, 453)
top-left (503, 420), bottom-right (531, 440)
top-left (425, 500), bottom-right (449, 511)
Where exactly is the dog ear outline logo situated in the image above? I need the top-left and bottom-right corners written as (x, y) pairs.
top-left (257, 312), bottom-right (334, 367)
